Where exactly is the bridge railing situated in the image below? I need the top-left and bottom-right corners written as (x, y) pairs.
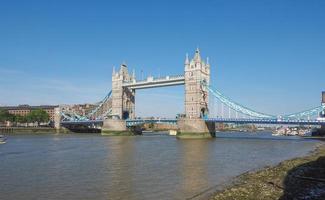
top-left (125, 118), bottom-right (178, 126)
top-left (205, 117), bottom-right (325, 125)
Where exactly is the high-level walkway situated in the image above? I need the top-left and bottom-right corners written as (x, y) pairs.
top-left (122, 75), bottom-right (184, 90)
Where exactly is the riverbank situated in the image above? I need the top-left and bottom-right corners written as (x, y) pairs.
top-left (209, 142), bottom-right (325, 200)
top-left (0, 127), bottom-right (72, 134)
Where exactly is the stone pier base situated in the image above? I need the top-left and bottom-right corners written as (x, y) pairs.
top-left (54, 107), bottom-right (61, 132)
top-left (102, 119), bottom-right (127, 135)
top-left (177, 118), bottom-right (216, 139)
top-left (101, 119), bottom-right (141, 136)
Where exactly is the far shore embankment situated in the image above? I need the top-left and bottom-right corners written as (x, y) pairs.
top-left (0, 127), bottom-right (70, 134)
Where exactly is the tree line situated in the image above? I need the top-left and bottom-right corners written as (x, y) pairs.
top-left (0, 109), bottom-right (50, 124)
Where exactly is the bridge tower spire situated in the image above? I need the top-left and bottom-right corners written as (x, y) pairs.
top-left (194, 47), bottom-right (201, 62)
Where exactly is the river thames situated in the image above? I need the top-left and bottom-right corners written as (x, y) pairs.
top-left (0, 132), bottom-right (319, 200)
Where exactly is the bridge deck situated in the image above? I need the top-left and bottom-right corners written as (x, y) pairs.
top-left (61, 118), bottom-right (325, 126)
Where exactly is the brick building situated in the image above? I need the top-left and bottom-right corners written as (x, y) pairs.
top-left (0, 105), bottom-right (59, 121)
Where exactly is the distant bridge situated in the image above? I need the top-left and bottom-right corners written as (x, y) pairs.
top-left (60, 81), bottom-right (325, 127)
top-left (60, 117), bottom-right (325, 129)
top-left (58, 49), bottom-right (325, 133)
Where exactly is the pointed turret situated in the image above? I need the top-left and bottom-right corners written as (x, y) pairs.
top-left (132, 69), bottom-right (136, 80)
top-left (120, 62), bottom-right (127, 73)
top-left (185, 53), bottom-right (189, 65)
top-left (194, 47), bottom-right (201, 62)
top-left (113, 66), bottom-right (116, 75)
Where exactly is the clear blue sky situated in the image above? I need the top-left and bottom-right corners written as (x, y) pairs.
top-left (0, 0), bottom-right (324, 117)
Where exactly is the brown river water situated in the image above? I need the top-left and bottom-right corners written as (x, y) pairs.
top-left (0, 132), bottom-right (319, 200)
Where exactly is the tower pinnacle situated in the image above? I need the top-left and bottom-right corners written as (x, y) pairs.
top-left (132, 69), bottom-right (136, 80)
top-left (185, 53), bottom-right (189, 65)
top-left (194, 47), bottom-right (201, 62)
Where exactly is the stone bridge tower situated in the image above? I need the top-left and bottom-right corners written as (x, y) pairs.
top-left (184, 48), bottom-right (210, 119)
top-left (178, 48), bottom-right (215, 138)
top-left (111, 63), bottom-right (135, 120)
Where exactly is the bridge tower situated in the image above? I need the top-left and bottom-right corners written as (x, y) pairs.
top-left (184, 48), bottom-right (210, 118)
top-left (111, 63), bottom-right (136, 120)
top-left (102, 64), bottom-right (135, 134)
top-left (178, 48), bottom-right (215, 138)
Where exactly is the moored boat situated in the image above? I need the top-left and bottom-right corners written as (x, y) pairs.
top-left (0, 135), bottom-right (6, 144)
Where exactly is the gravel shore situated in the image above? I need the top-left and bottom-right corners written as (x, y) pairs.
top-left (210, 142), bottom-right (325, 200)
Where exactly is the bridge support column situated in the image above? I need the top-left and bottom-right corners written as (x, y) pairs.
top-left (102, 119), bottom-right (127, 135)
top-left (177, 118), bottom-right (215, 138)
top-left (54, 107), bottom-right (61, 132)
top-left (102, 119), bottom-right (142, 135)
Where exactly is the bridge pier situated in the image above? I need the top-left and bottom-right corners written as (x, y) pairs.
top-left (54, 107), bottom-right (61, 132)
top-left (102, 119), bottom-right (142, 135)
top-left (102, 119), bottom-right (127, 135)
top-left (177, 119), bottom-right (216, 138)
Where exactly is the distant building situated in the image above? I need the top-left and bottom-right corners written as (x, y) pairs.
top-left (322, 91), bottom-right (325, 104)
top-left (60, 103), bottom-right (96, 116)
top-left (0, 105), bottom-right (58, 121)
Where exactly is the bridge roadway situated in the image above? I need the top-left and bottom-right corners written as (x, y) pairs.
top-left (60, 118), bottom-right (325, 127)
top-left (205, 118), bottom-right (325, 126)
top-left (122, 75), bottom-right (185, 90)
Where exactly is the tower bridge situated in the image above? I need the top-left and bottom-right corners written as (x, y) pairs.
top-left (58, 48), bottom-right (325, 137)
